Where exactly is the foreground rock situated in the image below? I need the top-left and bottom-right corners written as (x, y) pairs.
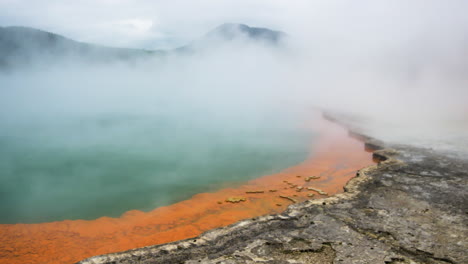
top-left (78, 126), bottom-right (468, 264)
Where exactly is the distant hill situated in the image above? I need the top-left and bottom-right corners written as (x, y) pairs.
top-left (0, 26), bottom-right (160, 70)
top-left (208, 23), bottom-right (286, 43)
top-left (0, 24), bottom-right (285, 70)
top-left (176, 23), bottom-right (286, 53)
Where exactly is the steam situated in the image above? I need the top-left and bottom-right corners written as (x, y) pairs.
top-left (2, 0), bottom-right (468, 122)
top-left (2, 1), bottom-right (468, 150)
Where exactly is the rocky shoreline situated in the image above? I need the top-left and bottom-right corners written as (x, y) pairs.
top-left (77, 115), bottom-right (468, 264)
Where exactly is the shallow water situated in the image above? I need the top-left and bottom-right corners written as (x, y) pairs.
top-left (0, 113), bottom-right (313, 223)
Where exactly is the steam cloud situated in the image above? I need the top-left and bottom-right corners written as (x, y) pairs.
top-left (1, 1), bottom-right (468, 153)
top-left (1, 0), bottom-right (467, 123)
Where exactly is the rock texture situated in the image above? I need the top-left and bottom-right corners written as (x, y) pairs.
top-left (77, 122), bottom-right (468, 264)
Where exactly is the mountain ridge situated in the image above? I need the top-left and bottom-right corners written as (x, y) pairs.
top-left (0, 23), bottom-right (285, 70)
top-left (0, 26), bottom-right (158, 70)
top-left (175, 23), bottom-right (285, 54)
top-left (208, 23), bottom-right (286, 43)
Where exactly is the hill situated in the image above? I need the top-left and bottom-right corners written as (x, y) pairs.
top-left (0, 23), bottom-right (285, 70)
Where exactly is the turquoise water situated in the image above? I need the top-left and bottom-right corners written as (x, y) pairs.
top-left (0, 114), bottom-right (314, 224)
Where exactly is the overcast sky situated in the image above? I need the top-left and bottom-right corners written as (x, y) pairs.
top-left (1, 0), bottom-right (468, 50)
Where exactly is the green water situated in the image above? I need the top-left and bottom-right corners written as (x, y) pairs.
top-left (0, 114), bottom-right (314, 224)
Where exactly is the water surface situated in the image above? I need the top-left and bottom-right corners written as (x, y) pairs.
top-left (0, 113), bottom-right (313, 223)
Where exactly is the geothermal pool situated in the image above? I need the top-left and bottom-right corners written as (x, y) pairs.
top-left (0, 114), bottom-right (313, 224)
top-left (0, 115), bottom-right (374, 264)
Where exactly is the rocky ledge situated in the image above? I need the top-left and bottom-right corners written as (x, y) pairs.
top-left (77, 118), bottom-right (468, 264)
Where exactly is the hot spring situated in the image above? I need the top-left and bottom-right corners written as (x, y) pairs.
top-left (0, 112), bottom-right (314, 223)
top-left (0, 54), bottom-right (318, 224)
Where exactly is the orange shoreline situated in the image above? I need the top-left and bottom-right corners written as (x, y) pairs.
top-left (0, 117), bottom-right (373, 264)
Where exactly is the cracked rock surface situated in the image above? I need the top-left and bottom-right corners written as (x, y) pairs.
top-left (77, 134), bottom-right (468, 264)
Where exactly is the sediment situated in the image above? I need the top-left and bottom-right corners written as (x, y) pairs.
top-left (78, 114), bottom-right (468, 264)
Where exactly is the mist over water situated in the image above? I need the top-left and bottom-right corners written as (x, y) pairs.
top-left (0, 47), bottom-right (316, 223)
top-left (0, 113), bottom-right (313, 223)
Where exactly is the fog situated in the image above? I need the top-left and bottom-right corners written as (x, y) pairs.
top-left (1, 0), bottom-right (468, 222)
top-left (0, 35), bottom-right (317, 223)
top-left (2, 1), bottom-right (468, 125)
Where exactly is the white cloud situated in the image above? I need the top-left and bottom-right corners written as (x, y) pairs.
top-left (90, 18), bottom-right (167, 48)
top-left (116, 18), bottom-right (154, 33)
